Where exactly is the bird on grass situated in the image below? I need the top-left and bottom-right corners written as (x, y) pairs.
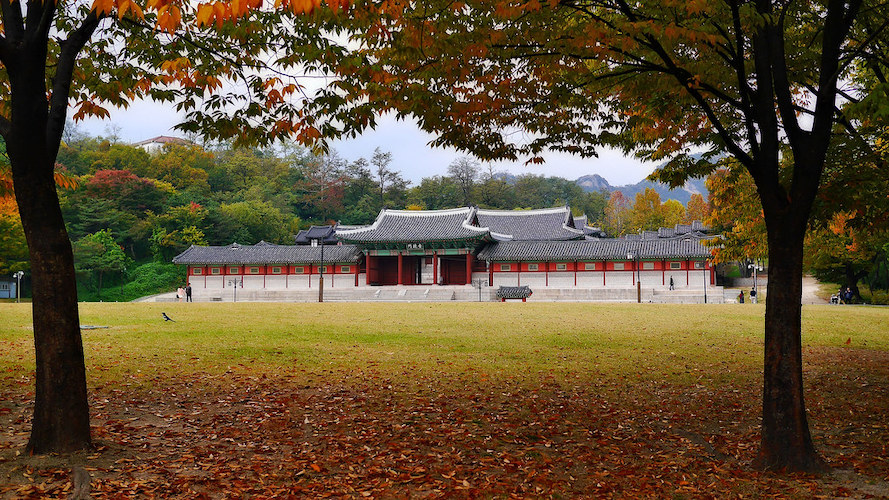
top-left (162, 312), bottom-right (175, 322)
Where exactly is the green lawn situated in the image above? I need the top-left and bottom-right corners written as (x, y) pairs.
top-left (2, 302), bottom-right (885, 383)
top-left (1, 302), bottom-right (887, 498)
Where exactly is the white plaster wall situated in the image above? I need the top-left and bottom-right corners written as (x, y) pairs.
top-left (575, 273), bottom-right (604, 287)
top-left (197, 275), bottom-right (225, 289)
top-left (603, 271), bottom-right (635, 287)
top-left (546, 273), bottom-right (575, 288)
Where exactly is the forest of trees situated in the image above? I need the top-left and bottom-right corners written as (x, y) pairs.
top-left (0, 132), bottom-right (716, 301)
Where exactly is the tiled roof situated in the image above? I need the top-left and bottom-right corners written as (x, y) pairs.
top-left (475, 207), bottom-right (584, 241)
top-left (658, 221), bottom-right (710, 238)
top-left (336, 208), bottom-right (489, 243)
top-left (478, 240), bottom-right (638, 261)
top-left (496, 286), bottom-right (533, 299)
top-left (173, 242), bottom-right (362, 265)
top-left (295, 225), bottom-right (338, 245)
top-left (639, 237), bottom-right (712, 259)
top-left (477, 238), bottom-right (711, 261)
top-left (573, 215), bottom-right (588, 228)
top-left (583, 227), bottom-right (607, 238)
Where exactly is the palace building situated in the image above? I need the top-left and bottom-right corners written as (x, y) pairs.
top-left (172, 206), bottom-right (719, 302)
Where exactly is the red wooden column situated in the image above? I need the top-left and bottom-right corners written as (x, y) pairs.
top-left (545, 261), bottom-right (549, 287)
top-left (355, 260), bottom-right (360, 287)
top-left (465, 252), bottom-right (472, 285)
top-left (433, 252), bottom-right (439, 285)
top-left (488, 262), bottom-right (493, 286)
top-left (365, 254), bottom-right (372, 285)
top-left (662, 259), bottom-right (666, 286)
top-left (398, 252), bottom-right (404, 285)
top-left (686, 259), bottom-right (690, 286)
top-left (574, 261), bottom-right (577, 287)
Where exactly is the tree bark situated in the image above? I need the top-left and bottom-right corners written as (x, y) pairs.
top-left (6, 46), bottom-right (91, 454)
top-left (755, 216), bottom-right (826, 472)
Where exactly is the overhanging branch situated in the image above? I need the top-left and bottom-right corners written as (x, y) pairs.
top-left (47, 11), bottom-right (103, 154)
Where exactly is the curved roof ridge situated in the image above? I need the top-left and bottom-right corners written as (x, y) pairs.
top-left (381, 207), bottom-right (473, 216)
top-left (476, 206), bottom-right (569, 216)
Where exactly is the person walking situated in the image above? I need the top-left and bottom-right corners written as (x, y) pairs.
top-left (185, 283), bottom-right (193, 302)
top-left (176, 286), bottom-right (184, 302)
top-left (669, 276), bottom-right (674, 290)
top-left (750, 287), bottom-right (757, 304)
top-left (738, 290), bottom-right (745, 304)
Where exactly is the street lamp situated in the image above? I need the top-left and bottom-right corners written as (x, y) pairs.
top-left (703, 261), bottom-right (708, 304)
top-left (472, 278), bottom-right (486, 302)
top-left (12, 271), bottom-right (23, 303)
top-left (627, 252), bottom-right (641, 303)
top-left (227, 278), bottom-right (239, 302)
top-left (318, 240), bottom-right (325, 303)
top-left (748, 261), bottom-right (763, 303)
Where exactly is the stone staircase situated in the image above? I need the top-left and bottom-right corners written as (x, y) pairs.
top-left (140, 285), bottom-right (723, 303)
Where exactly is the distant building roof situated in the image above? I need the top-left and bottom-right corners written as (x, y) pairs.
top-left (475, 207), bottom-right (584, 241)
top-left (133, 135), bottom-right (192, 146)
top-left (172, 241), bottom-right (362, 265)
top-left (619, 221), bottom-right (711, 240)
top-left (295, 225), bottom-right (339, 245)
top-left (133, 136), bottom-right (194, 153)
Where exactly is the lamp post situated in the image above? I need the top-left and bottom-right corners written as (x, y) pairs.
top-left (627, 252), bottom-right (641, 303)
top-left (13, 271), bottom-right (23, 303)
top-left (318, 241), bottom-right (325, 303)
top-left (748, 261), bottom-right (762, 303)
top-left (227, 278), bottom-right (239, 302)
top-left (703, 261), bottom-right (708, 304)
top-left (472, 278), bottom-right (485, 302)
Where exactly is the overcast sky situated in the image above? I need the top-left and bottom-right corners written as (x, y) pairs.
top-left (77, 100), bottom-right (657, 187)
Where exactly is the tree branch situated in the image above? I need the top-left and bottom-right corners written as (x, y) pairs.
top-left (768, 2), bottom-right (805, 148)
top-left (0, 0), bottom-right (25, 45)
top-left (46, 11), bottom-right (103, 156)
top-left (24, 0), bottom-right (54, 46)
top-left (727, 0), bottom-right (760, 162)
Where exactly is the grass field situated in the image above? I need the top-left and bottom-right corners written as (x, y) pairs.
top-left (1, 302), bottom-right (887, 498)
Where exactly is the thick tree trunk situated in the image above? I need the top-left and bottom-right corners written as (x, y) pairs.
top-left (755, 221), bottom-right (826, 472)
top-left (11, 151), bottom-right (91, 454)
top-left (6, 52), bottom-right (91, 454)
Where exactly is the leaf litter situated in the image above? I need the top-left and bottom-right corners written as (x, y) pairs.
top-left (0, 346), bottom-right (887, 498)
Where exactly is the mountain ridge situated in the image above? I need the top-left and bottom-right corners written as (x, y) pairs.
top-left (575, 173), bottom-right (708, 205)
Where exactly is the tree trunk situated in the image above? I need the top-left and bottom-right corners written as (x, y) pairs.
top-left (12, 153), bottom-right (91, 454)
top-left (755, 220), bottom-right (826, 472)
top-left (6, 54), bottom-right (91, 454)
